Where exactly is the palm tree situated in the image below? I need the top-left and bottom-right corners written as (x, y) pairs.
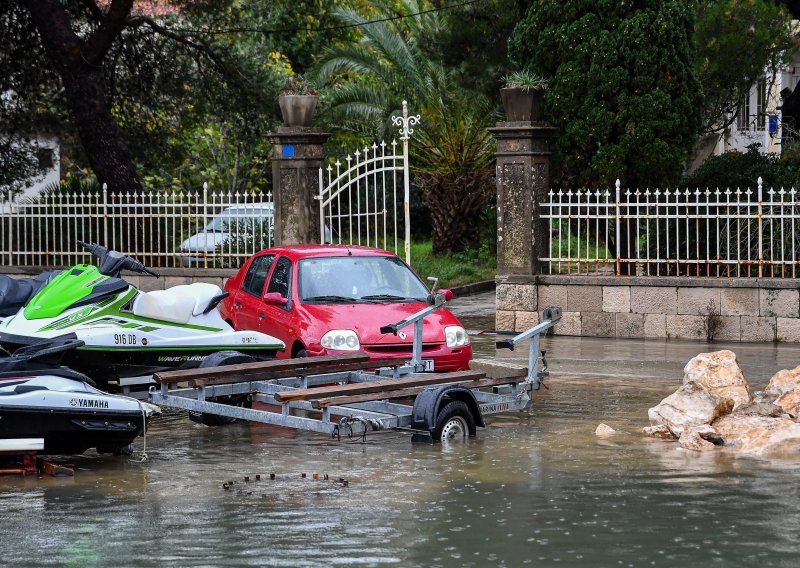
top-left (310, 0), bottom-right (497, 253)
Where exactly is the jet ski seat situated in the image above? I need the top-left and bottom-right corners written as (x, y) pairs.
top-left (0, 272), bottom-right (61, 317)
top-left (132, 283), bottom-right (224, 324)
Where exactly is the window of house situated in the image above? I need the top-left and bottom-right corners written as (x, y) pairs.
top-left (36, 147), bottom-right (55, 171)
top-left (757, 78), bottom-right (767, 130)
top-left (242, 254), bottom-right (275, 297)
top-left (737, 93), bottom-right (750, 131)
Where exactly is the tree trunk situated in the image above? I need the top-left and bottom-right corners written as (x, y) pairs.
top-left (418, 171), bottom-right (492, 254)
top-left (60, 66), bottom-right (142, 193)
top-left (21, 0), bottom-right (142, 194)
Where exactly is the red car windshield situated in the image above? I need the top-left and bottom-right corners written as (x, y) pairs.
top-left (298, 256), bottom-right (429, 304)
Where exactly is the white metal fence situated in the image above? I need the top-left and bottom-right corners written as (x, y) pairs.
top-left (0, 184), bottom-right (273, 269)
top-left (540, 178), bottom-right (800, 278)
top-left (318, 100), bottom-right (419, 264)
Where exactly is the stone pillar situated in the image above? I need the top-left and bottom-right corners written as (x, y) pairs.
top-left (487, 122), bottom-right (556, 275)
top-left (268, 126), bottom-right (329, 245)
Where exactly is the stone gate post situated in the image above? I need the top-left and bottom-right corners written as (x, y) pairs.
top-left (487, 121), bottom-right (556, 275)
top-left (488, 118), bottom-right (556, 332)
top-left (268, 126), bottom-right (330, 245)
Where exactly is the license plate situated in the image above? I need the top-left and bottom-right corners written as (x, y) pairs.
top-left (422, 359), bottom-right (435, 371)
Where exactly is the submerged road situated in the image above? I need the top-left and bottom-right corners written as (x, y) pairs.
top-left (450, 290), bottom-right (800, 386)
top-left (0, 290), bottom-right (797, 567)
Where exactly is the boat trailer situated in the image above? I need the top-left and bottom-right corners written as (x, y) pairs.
top-left (149, 305), bottom-right (562, 443)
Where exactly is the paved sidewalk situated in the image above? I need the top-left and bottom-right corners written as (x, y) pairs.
top-left (449, 290), bottom-right (800, 386)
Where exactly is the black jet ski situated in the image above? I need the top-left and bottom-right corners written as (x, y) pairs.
top-left (0, 339), bottom-right (159, 455)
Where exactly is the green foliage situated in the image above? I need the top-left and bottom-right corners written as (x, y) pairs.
top-left (0, 5), bottom-right (67, 194)
top-left (279, 75), bottom-right (318, 96)
top-left (311, 0), bottom-right (497, 253)
top-left (148, 120), bottom-right (271, 194)
top-left (413, 95), bottom-right (497, 252)
top-left (425, 0), bottom-right (527, 102)
top-left (410, 239), bottom-right (496, 288)
top-left (681, 143), bottom-right (800, 189)
top-left (502, 70), bottom-right (548, 90)
top-left (509, 0), bottom-right (703, 189)
top-left (309, 0), bottom-right (454, 137)
top-left (235, 0), bottom-right (351, 75)
top-left (548, 219), bottom-right (611, 275)
top-left (695, 0), bottom-right (796, 133)
top-left (42, 172), bottom-right (101, 195)
top-left (0, 135), bottom-right (44, 198)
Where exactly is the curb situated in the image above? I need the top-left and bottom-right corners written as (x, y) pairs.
top-left (450, 280), bottom-right (496, 297)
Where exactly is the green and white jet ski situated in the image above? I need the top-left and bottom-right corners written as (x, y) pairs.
top-left (0, 242), bottom-right (284, 389)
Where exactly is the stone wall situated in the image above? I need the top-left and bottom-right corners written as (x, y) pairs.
top-left (496, 274), bottom-right (800, 343)
top-left (0, 266), bottom-right (237, 291)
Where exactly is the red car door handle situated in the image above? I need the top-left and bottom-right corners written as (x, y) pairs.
top-left (258, 313), bottom-right (265, 320)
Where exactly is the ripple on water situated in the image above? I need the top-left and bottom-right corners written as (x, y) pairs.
top-left (1, 373), bottom-right (799, 566)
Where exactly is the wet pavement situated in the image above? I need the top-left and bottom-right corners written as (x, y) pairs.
top-left (0, 289), bottom-right (798, 567)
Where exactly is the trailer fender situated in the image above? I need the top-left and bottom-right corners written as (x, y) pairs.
top-left (411, 385), bottom-right (485, 436)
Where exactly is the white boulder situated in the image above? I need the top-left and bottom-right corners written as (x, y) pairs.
top-left (595, 423), bottom-right (616, 436)
top-left (648, 380), bottom-right (734, 437)
top-left (683, 350), bottom-right (752, 407)
top-left (712, 413), bottom-right (800, 456)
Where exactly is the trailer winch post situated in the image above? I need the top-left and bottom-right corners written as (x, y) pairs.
top-left (380, 292), bottom-right (448, 372)
top-left (495, 306), bottom-right (562, 389)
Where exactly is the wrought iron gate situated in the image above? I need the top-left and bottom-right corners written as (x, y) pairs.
top-left (318, 101), bottom-right (419, 264)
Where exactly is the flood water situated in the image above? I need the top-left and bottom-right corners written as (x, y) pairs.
top-left (1, 292), bottom-right (799, 567)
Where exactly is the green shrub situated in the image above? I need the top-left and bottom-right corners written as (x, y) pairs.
top-left (682, 143), bottom-right (800, 190)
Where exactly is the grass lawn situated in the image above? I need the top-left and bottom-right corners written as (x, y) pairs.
top-left (409, 241), bottom-right (496, 289)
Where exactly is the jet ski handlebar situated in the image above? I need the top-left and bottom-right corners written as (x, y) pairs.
top-left (77, 241), bottom-right (109, 258)
top-left (127, 260), bottom-right (160, 278)
top-left (77, 241), bottom-right (161, 278)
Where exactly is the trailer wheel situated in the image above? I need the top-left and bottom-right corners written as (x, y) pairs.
top-left (433, 400), bottom-right (475, 443)
top-left (189, 351), bottom-right (254, 426)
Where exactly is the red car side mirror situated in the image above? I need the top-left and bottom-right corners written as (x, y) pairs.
top-left (440, 289), bottom-right (454, 302)
top-left (263, 292), bottom-right (288, 306)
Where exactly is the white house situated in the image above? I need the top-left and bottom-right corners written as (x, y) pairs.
top-left (17, 136), bottom-right (61, 198)
top-left (713, 51), bottom-right (800, 156)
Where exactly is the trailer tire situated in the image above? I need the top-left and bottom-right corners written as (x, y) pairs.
top-left (432, 400), bottom-right (475, 443)
top-left (189, 351), bottom-right (254, 426)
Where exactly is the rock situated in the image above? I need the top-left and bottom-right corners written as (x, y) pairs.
top-left (595, 423), bottom-right (616, 436)
top-left (762, 365), bottom-right (800, 416)
top-left (765, 364), bottom-right (800, 396)
top-left (642, 424), bottom-right (674, 439)
top-left (712, 414), bottom-right (800, 456)
top-left (691, 424), bottom-right (724, 445)
top-left (683, 350), bottom-right (752, 407)
top-left (775, 390), bottom-right (800, 417)
top-left (678, 426), bottom-right (717, 451)
top-left (732, 401), bottom-right (784, 418)
top-left (752, 390), bottom-right (778, 404)
top-left (648, 380), bottom-right (734, 437)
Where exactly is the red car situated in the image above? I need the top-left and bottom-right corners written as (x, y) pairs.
top-left (220, 245), bottom-right (472, 371)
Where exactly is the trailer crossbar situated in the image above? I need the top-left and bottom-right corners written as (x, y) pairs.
top-left (310, 375), bottom-right (527, 408)
top-left (273, 370), bottom-right (485, 403)
top-left (154, 353), bottom-right (390, 385)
